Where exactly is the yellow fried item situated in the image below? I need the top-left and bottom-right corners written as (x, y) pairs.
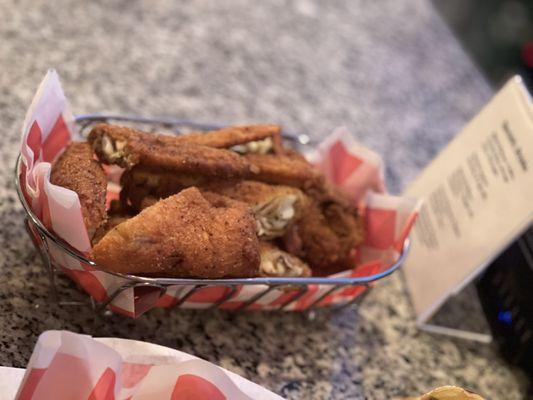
top-left (91, 187), bottom-right (260, 278)
top-left (259, 242), bottom-right (311, 277)
top-left (50, 142), bottom-right (107, 241)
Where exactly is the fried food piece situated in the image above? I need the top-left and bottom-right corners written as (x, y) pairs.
top-left (88, 123), bottom-right (283, 157)
top-left (50, 142), bottom-right (107, 240)
top-left (245, 152), bottom-right (323, 188)
top-left (119, 166), bottom-right (212, 212)
top-left (92, 214), bottom-right (129, 245)
top-left (285, 183), bottom-right (364, 276)
top-left (259, 242), bottom-right (311, 277)
top-left (120, 170), bottom-right (307, 239)
top-left (88, 124), bottom-right (252, 179)
top-left (91, 187), bottom-right (260, 278)
top-left (201, 181), bottom-right (307, 239)
top-left (173, 124), bottom-right (284, 154)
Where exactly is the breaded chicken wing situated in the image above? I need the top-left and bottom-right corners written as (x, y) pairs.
top-left (201, 181), bottom-right (307, 239)
top-left (90, 129), bottom-right (252, 180)
top-left (88, 123), bottom-right (283, 158)
top-left (284, 183), bottom-right (364, 276)
top-left (91, 187), bottom-right (260, 278)
top-left (119, 170), bottom-right (306, 239)
top-left (50, 142), bottom-right (107, 240)
top-left (118, 166), bottom-right (213, 212)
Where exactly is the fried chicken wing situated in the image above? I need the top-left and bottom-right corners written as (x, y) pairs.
top-left (283, 182), bottom-right (364, 276)
top-left (259, 242), bottom-right (311, 277)
top-left (88, 123), bottom-right (283, 158)
top-left (119, 170), bottom-right (307, 239)
top-left (91, 187), bottom-right (260, 278)
top-left (90, 129), bottom-right (252, 179)
top-left (119, 166), bottom-right (213, 212)
top-left (50, 142), bottom-right (107, 240)
top-left (201, 181), bottom-right (307, 239)
top-left (245, 153), bottom-right (323, 188)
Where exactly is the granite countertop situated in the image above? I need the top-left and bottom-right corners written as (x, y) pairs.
top-left (0, 0), bottom-right (528, 398)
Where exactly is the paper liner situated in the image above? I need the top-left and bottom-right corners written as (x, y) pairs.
top-left (14, 330), bottom-right (282, 400)
top-left (19, 70), bottom-right (421, 317)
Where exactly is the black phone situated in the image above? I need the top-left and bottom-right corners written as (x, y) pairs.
top-left (476, 225), bottom-right (533, 374)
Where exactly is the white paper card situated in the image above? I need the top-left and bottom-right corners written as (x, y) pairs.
top-left (403, 76), bottom-right (533, 324)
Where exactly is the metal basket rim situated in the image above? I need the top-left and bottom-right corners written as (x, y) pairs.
top-left (14, 114), bottom-right (409, 287)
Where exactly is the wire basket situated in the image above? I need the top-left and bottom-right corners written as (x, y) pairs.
top-left (15, 115), bottom-right (409, 316)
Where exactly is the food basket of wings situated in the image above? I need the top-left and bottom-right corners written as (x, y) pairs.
top-left (15, 70), bottom-right (420, 318)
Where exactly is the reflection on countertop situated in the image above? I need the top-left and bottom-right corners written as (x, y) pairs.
top-left (0, 0), bottom-right (528, 398)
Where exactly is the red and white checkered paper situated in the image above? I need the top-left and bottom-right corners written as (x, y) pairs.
top-left (19, 70), bottom-right (421, 317)
top-left (15, 330), bottom-right (282, 400)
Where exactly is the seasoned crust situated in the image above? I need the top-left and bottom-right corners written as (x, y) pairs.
top-left (200, 181), bottom-right (307, 239)
top-left (50, 142), bottom-right (107, 240)
top-left (245, 152), bottom-right (323, 188)
top-left (88, 124), bottom-right (253, 180)
top-left (88, 123), bottom-right (284, 165)
top-left (170, 124), bottom-right (284, 154)
top-left (91, 187), bottom-right (260, 278)
top-left (120, 171), bottom-right (307, 240)
top-left (284, 183), bottom-right (364, 276)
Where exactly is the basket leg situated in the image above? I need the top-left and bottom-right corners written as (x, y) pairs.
top-left (28, 221), bottom-right (59, 303)
top-left (95, 281), bottom-right (137, 314)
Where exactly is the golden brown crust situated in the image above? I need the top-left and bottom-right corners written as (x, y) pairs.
top-left (201, 181), bottom-right (307, 239)
top-left (245, 153), bottom-right (323, 188)
top-left (91, 187), bottom-right (260, 278)
top-left (89, 124), bottom-right (253, 179)
top-left (92, 214), bottom-right (129, 245)
top-left (120, 166), bottom-right (307, 211)
top-left (120, 173), bottom-right (307, 239)
top-left (126, 139), bottom-right (252, 177)
top-left (169, 124), bottom-right (284, 154)
top-left (119, 166), bottom-right (216, 212)
top-left (50, 142), bottom-right (107, 241)
top-left (284, 183), bottom-right (364, 276)
top-left (88, 123), bottom-right (284, 156)
top-left (201, 180), bottom-right (302, 205)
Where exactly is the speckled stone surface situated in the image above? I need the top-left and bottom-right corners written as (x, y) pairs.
top-left (0, 0), bottom-right (529, 398)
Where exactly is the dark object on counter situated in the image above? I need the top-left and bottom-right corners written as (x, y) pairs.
top-left (476, 225), bottom-right (533, 374)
